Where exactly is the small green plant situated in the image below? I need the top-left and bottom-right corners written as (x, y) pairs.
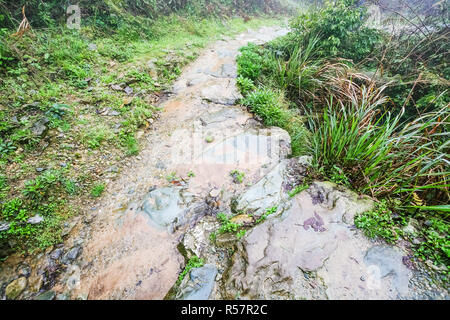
top-left (354, 200), bottom-right (401, 243)
top-left (255, 206), bottom-right (278, 224)
top-left (217, 213), bottom-right (242, 234)
top-left (288, 183), bottom-right (310, 198)
top-left (329, 165), bottom-right (350, 187)
top-left (0, 175), bottom-right (9, 199)
top-left (177, 255), bottom-right (204, 285)
top-left (64, 179), bottom-right (78, 196)
top-left (413, 217), bottom-right (449, 267)
top-left (166, 171), bottom-right (179, 183)
top-left (0, 139), bottom-right (17, 158)
top-left (22, 170), bottom-right (61, 201)
top-left (187, 171), bottom-right (195, 178)
top-left (237, 76), bottom-right (255, 96)
top-left (237, 44), bottom-right (263, 80)
top-left (230, 170), bottom-right (245, 184)
top-left (90, 183), bottom-right (106, 198)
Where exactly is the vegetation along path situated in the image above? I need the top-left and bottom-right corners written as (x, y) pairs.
top-left (1, 20), bottom-right (448, 300)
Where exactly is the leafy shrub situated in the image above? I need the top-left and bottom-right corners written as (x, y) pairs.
top-left (237, 44), bottom-right (264, 80)
top-left (236, 76), bottom-right (255, 96)
top-left (290, 0), bottom-right (381, 62)
top-left (242, 88), bottom-right (291, 127)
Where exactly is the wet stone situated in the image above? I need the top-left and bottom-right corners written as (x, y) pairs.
top-left (62, 246), bottom-right (81, 264)
top-left (16, 263), bottom-right (31, 278)
top-left (141, 187), bottom-right (196, 231)
top-left (31, 117), bottom-right (50, 137)
top-left (363, 245), bottom-right (412, 295)
top-left (234, 160), bottom-right (288, 218)
top-left (50, 248), bottom-right (64, 260)
top-left (35, 290), bottom-right (56, 300)
top-left (176, 264), bottom-right (218, 300)
top-left (27, 214), bottom-right (44, 225)
top-left (5, 277), bottom-right (27, 300)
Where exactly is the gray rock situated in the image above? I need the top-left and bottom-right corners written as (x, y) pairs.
top-left (88, 43), bottom-right (98, 51)
top-left (106, 165), bottom-right (119, 173)
top-left (176, 265), bottom-right (218, 300)
top-left (141, 187), bottom-right (197, 231)
top-left (223, 183), bottom-right (421, 300)
top-left (234, 161), bottom-right (287, 217)
top-left (16, 263), bottom-right (31, 278)
top-left (106, 109), bottom-right (121, 116)
top-left (56, 293), bottom-right (71, 300)
top-left (27, 214), bottom-right (44, 225)
top-left (364, 245), bottom-right (412, 296)
top-left (124, 86), bottom-right (133, 95)
top-left (62, 246), bottom-right (81, 263)
top-left (35, 290), bottom-right (56, 300)
top-left (30, 117), bottom-right (50, 137)
top-left (200, 83), bottom-right (241, 105)
top-left (0, 222), bottom-right (10, 232)
top-left (50, 248), bottom-right (64, 260)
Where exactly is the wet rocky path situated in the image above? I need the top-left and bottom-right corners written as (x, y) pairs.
top-left (1, 25), bottom-right (448, 300)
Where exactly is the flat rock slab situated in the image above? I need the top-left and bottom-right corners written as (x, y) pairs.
top-left (234, 160), bottom-right (288, 218)
top-left (223, 182), bottom-right (423, 299)
top-left (141, 187), bottom-right (196, 231)
top-left (176, 264), bottom-right (218, 300)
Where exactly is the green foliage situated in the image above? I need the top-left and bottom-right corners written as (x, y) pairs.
top-left (230, 170), bottom-right (245, 184)
top-left (414, 217), bottom-right (449, 267)
top-left (217, 213), bottom-right (242, 234)
top-left (288, 183), bottom-right (309, 198)
top-left (0, 139), bottom-right (17, 158)
top-left (0, 174), bottom-right (8, 199)
top-left (177, 255), bottom-right (204, 286)
top-left (82, 125), bottom-right (114, 149)
top-left (236, 76), bottom-right (255, 96)
top-left (22, 170), bottom-right (62, 201)
top-left (290, 0), bottom-right (381, 62)
top-left (90, 183), bottom-right (105, 198)
top-left (355, 200), bottom-right (401, 243)
top-left (255, 206), bottom-right (278, 224)
top-left (241, 88), bottom-right (290, 127)
top-left (237, 44), bottom-right (264, 80)
top-left (64, 179), bottom-right (79, 196)
top-left (166, 171), bottom-right (179, 183)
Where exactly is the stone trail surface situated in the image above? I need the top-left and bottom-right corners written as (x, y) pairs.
top-left (1, 25), bottom-right (448, 301)
top-left (52, 25), bottom-right (290, 300)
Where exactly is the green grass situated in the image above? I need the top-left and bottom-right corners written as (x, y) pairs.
top-left (90, 183), bottom-right (105, 198)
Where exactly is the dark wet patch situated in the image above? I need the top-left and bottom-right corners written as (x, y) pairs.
top-left (303, 212), bottom-right (326, 232)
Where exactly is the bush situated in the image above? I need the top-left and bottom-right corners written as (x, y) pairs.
top-left (237, 44), bottom-right (264, 80)
top-left (236, 76), bottom-right (255, 96)
top-left (290, 0), bottom-right (381, 62)
top-left (242, 88), bottom-right (291, 127)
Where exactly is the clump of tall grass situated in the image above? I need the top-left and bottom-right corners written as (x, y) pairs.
top-left (308, 83), bottom-right (449, 209)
